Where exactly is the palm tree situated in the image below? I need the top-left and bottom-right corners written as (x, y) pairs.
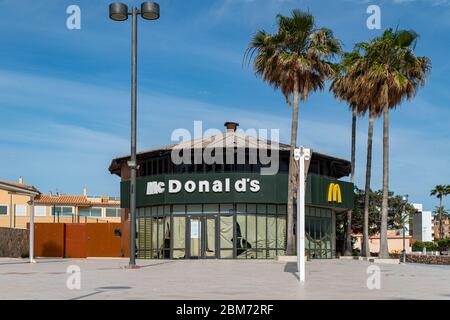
top-left (359, 29), bottom-right (431, 258)
top-left (431, 185), bottom-right (450, 239)
top-left (330, 50), bottom-right (363, 256)
top-left (330, 47), bottom-right (379, 257)
top-left (245, 9), bottom-right (341, 255)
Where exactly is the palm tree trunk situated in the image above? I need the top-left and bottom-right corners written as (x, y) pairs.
top-left (344, 109), bottom-right (357, 256)
top-left (379, 104), bottom-right (390, 259)
top-left (362, 110), bottom-right (374, 257)
top-left (286, 74), bottom-right (300, 256)
top-left (439, 197), bottom-right (443, 239)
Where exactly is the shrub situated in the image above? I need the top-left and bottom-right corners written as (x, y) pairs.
top-left (412, 241), bottom-right (439, 252)
top-left (437, 239), bottom-right (450, 250)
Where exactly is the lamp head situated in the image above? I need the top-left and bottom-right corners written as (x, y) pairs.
top-left (141, 2), bottom-right (160, 20)
top-left (401, 195), bottom-right (409, 204)
top-left (109, 3), bottom-right (129, 21)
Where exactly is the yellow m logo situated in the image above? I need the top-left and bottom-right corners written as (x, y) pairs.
top-left (327, 183), bottom-right (342, 204)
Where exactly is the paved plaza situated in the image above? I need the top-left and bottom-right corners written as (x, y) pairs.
top-left (0, 258), bottom-right (449, 299)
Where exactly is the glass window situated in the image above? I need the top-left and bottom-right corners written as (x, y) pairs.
top-left (318, 209), bottom-right (325, 217)
top-left (0, 205), bottom-right (7, 215)
top-left (305, 207), bottom-right (332, 259)
top-left (203, 204), bottom-right (218, 215)
top-left (157, 205), bottom-right (165, 217)
top-left (137, 209), bottom-right (149, 259)
top-left (246, 214), bottom-right (257, 258)
top-left (172, 216), bottom-right (186, 259)
top-left (136, 202), bottom-right (290, 260)
top-left (79, 207), bottom-right (90, 217)
top-left (236, 204), bottom-right (246, 214)
top-left (15, 204), bottom-right (27, 217)
top-left (173, 205), bottom-right (185, 215)
top-left (236, 214), bottom-right (247, 259)
top-left (164, 205), bottom-right (170, 214)
top-left (276, 215), bottom-right (286, 250)
top-left (257, 204), bottom-right (266, 215)
top-left (187, 204), bottom-right (202, 215)
top-left (145, 208), bottom-right (152, 257)
top-left (205, 216), bottom-right (216, 258)
top-left (35, 206), bottom-right (47, 217)
top-left (277, 205), bottom-right (286, 215)
top-left (91, 208), bottom-right (102, 217)
top-left (267, 216), bottom-right (277, 249)
top-left (161, 216), bottom-right (171, 258)
top-left (151, 206), bottom-right (158, 218)
top-left (257, 214), bottom-right (267, 258)
top-left (62, 207), bottom-right (73, 216)
top-left (105, 208), bottom-right (120, 217)
top-left (220, 204), bottom-right (233, 215)
top-left (220, 215), bottom-right (234, 249)
top-left (79, 207), bottom-right (102, 217)
top-left (268, 205), bottom-right (276, 215)
top-left (247, 204), bottom-right (256, 214)
top-left (220, 204), bottom-right (234, 258)
top-left (151, 217), bottom-right (159, 258)
top-left (52, 206), bottom-right (73, 216)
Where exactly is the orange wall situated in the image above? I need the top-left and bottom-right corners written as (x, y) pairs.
top-left (354, 231), bottom-right (412, 253)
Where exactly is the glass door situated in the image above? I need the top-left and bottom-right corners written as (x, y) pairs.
top-left (203, 215), bottom-right (218, 258)
top-left (188, 217), bottom-right (201, 258)
top-left (187, 215), bottom-right (218, 259)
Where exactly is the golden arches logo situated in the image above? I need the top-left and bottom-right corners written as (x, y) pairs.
top-left (327, 183), bottom-right (342, 204)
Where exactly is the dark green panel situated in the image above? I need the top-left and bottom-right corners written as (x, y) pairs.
top-left (120, 173), bottom-right (354, 209)
top-left (306, 174), bottom-right (354, 210)
top-left (121, 173), bottom-right (288, 207)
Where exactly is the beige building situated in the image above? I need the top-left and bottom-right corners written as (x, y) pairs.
top-left (0, 178), bottom-right (120, 229)
top-left (0, 179), bottom-right (40, 229)
top-left (354, 230), bottom-right (412, 254)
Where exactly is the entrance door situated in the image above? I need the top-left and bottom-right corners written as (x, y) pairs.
top-left (189, 217), bottom-right (201, 258)
top-left (203, 216), bottom-right (217, 258)
top-left (188, 215), bottom-right (218, 259)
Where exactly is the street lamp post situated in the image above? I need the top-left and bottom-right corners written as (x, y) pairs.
top-left (294, 147), bottom-right (311, 283)
top-left (109, 2), bottom-right (160, 268)
top-left (401, 195), bottom-right (409, 264)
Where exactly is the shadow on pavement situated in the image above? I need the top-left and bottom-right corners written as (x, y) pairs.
top-left (70, 286), bottom-right (132, 300)
top-left (0, 259), bottom-right (66, 266)
top-left (138, 260), bottom-right (178, 269)
top-left (284, 262), bottom-right (299, 281)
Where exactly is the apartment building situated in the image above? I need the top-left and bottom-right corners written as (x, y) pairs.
top-left (433, 214), bottom-right (450, 240)
top-left (411, 203), bottom-right (433, 242)
top-left (0, 178), bottom-right (120, 229)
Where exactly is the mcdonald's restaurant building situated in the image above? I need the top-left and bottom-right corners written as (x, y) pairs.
top-left (108, 122), bottom-right (354, 260)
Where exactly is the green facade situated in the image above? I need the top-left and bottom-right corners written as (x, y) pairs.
top-left (120, 173), bottom-right (354, 210)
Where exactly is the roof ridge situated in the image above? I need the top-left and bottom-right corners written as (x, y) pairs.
top-left (0, 179), bottom-right (40, 193)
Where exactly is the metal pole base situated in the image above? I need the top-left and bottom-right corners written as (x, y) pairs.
top-left (123, 264), bottom-right (140, 269)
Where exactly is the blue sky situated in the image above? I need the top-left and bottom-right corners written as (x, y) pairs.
top-left (0, 0), bottom-right (448, 210)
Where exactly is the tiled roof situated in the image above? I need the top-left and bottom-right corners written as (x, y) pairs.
top-left (108, 131), bottom-right (292, 174)
top-left (35, 195), bottom-right (90, 205)
top-left (35, 195), bottom-right (120, 207)
top-left (0, 180), bottom-right (40, 194)
top-left (109, 129), bottom-right (351, 176)
top-left (111, 131), bottom-right (292, 162)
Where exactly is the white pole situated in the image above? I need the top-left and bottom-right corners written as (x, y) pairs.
top-left (295, 147), bottom-right (310, 283)
top-left (29, 196), bottom-right (35, 263)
